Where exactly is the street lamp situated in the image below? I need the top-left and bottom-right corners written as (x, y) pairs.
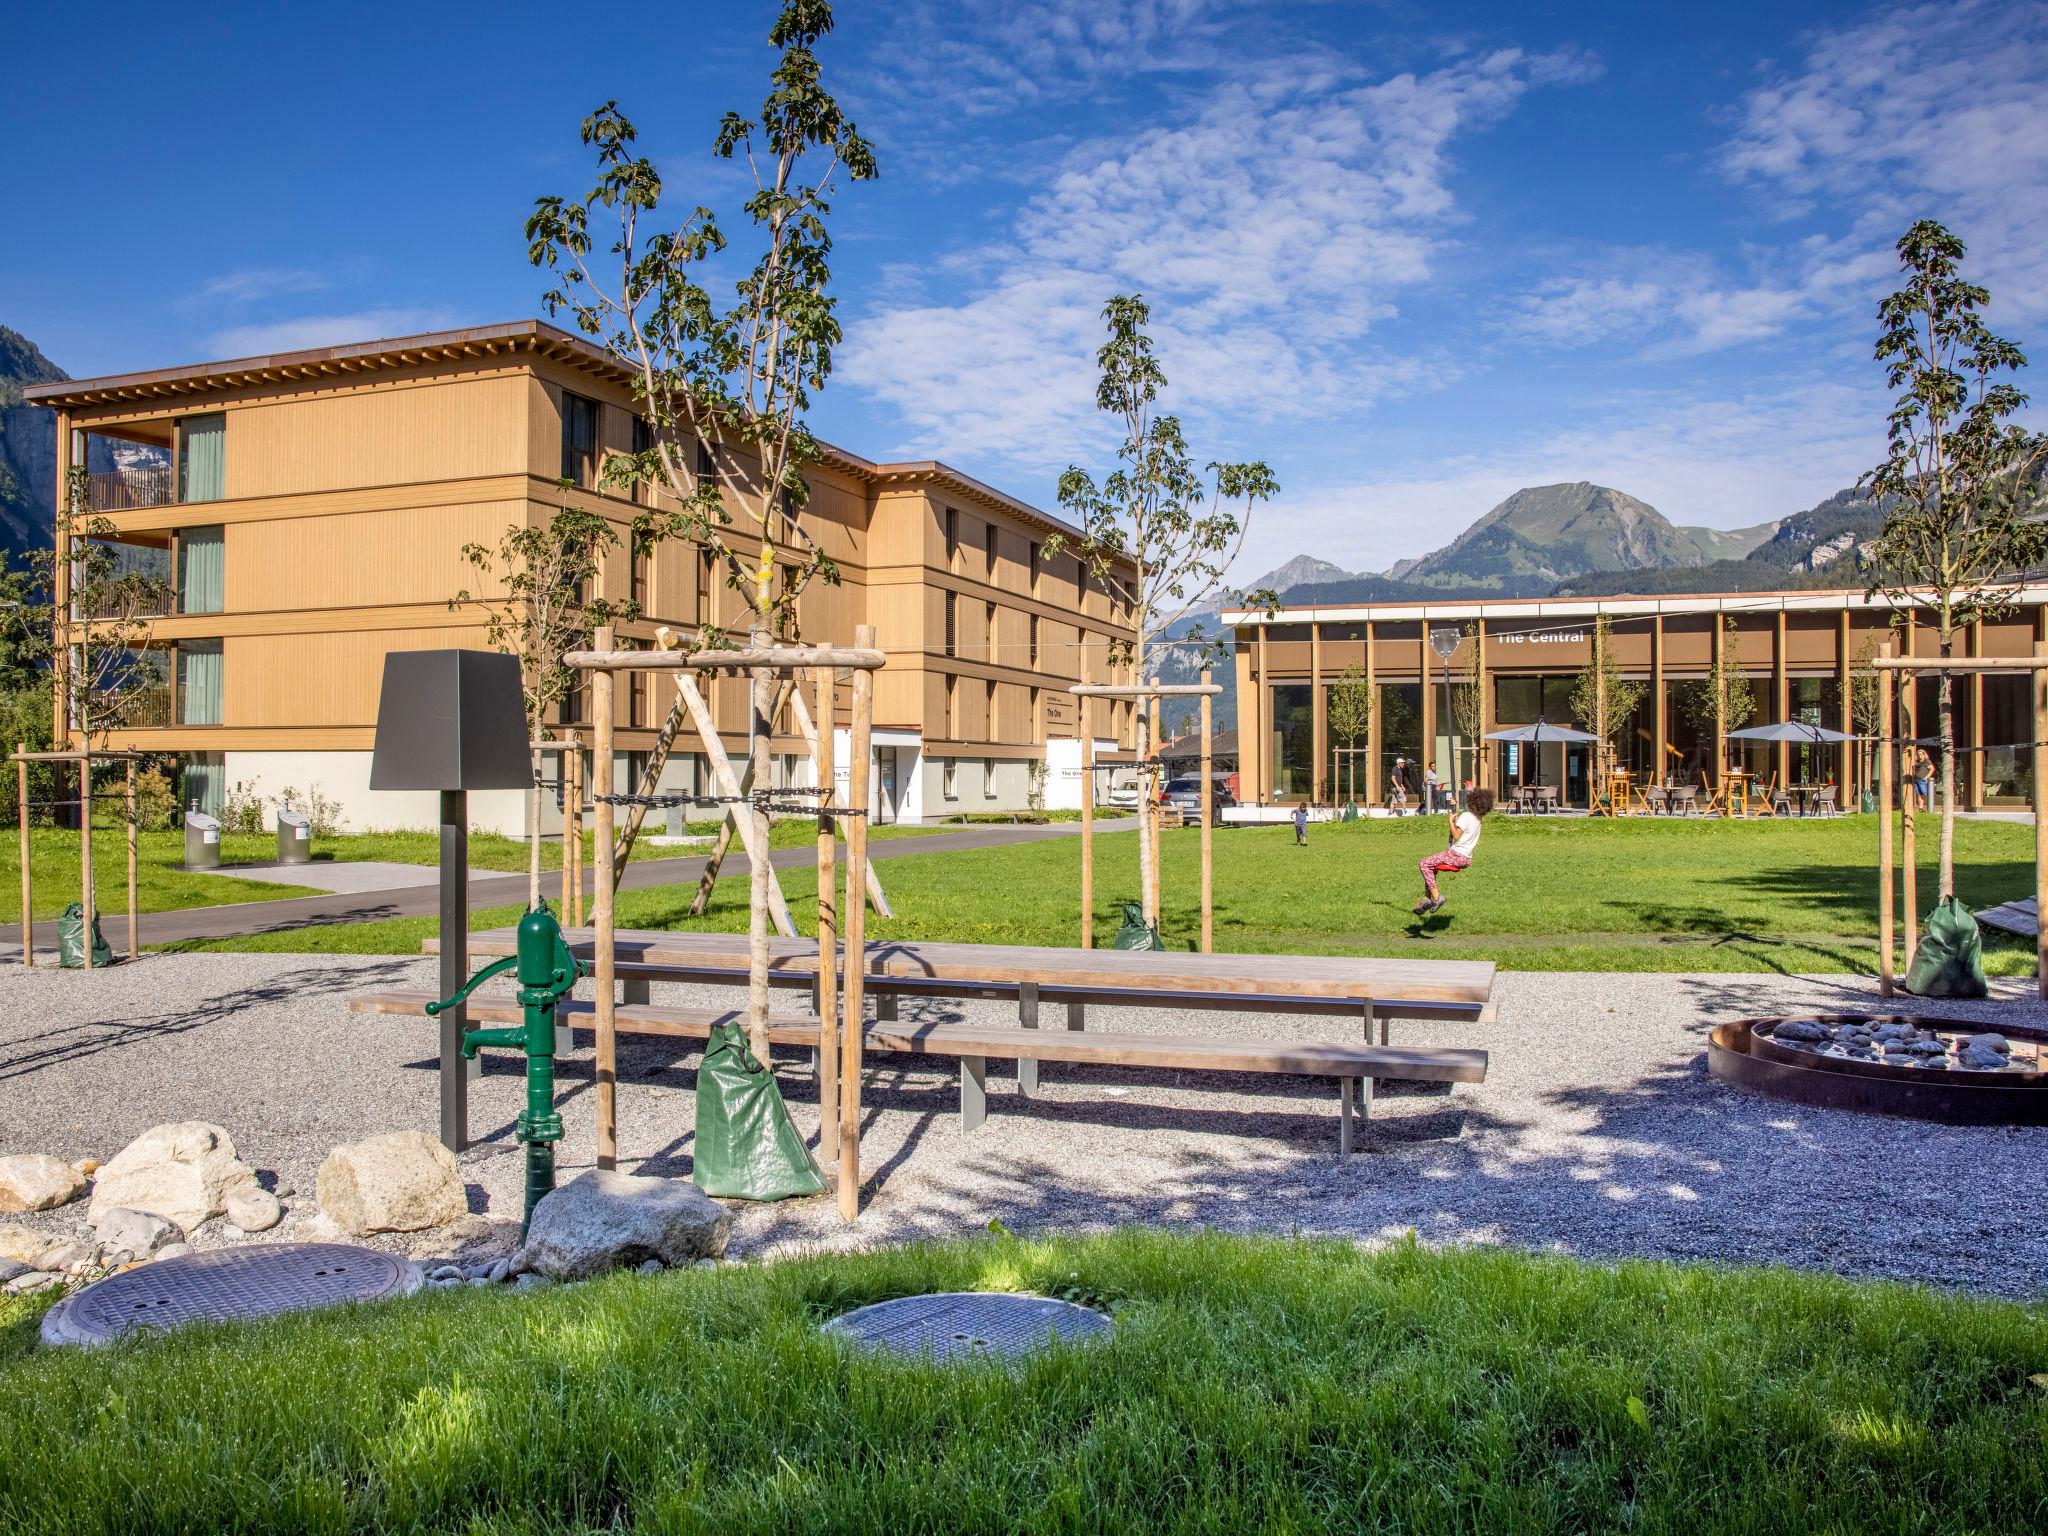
top-left (1429, 623), bottom-right (1462, 809)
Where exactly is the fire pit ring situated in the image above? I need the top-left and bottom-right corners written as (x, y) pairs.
top-left (1708, 1015), bottom-right (2048, 1126)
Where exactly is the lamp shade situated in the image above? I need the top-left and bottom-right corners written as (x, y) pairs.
top-left (369, 650), bottom-right (532, 791)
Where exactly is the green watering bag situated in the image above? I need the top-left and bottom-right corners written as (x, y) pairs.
top-left (1111, 900), bottom-right (1163, 951)
top-left (57, 903), bottom-right (113, 969)
top-left (1904, 895), bottom-right (1989, 999)
top-left (692, 1019), bottom-right (827, 1201)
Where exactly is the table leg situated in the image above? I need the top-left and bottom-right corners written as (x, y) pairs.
top-left (1017, 981), bottom-right (1039, 1098)
top-left (876, 992), bottom-right (898, 1022)
top-left (961, 1056), bottom-right (987, 1132)
top-left (1364, 999), bottom-right (1385, 1048)
top-left (1066, 1000), bottom-right (1086, 1032)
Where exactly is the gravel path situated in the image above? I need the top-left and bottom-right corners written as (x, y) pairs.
top-left (3, 954), bottom-right (2043, 1296)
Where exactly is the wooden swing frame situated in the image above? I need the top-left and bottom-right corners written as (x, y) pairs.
top-left (1872, 643), bottom-right (2048, 1000)
top-left (12, 746), bottom-right (147, 968)
top-left (564, 624), bottom-right (884, 1222)
top-left (1071, 676), bottom-right (1223, 953)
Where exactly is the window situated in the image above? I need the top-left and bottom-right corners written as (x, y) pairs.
top-left (561, 393), bottom-right (600, 485)
top-left (943, 758), bottom-right (958, 799)
top-left (177, 526), bottom-right (225, 614)
top-left (631, 417), bottom-right (653, 504)
top-left (986, 680), bottom-right (998, 739)
top-left (629, 673), bottom-right (645, 729)
top-left (1030, 687), bottom-right (1041, 739)
top-left (946, 675), bottom-right (958, 737)
top-left (177, 415), bottom-right (225, 504)
top-left (697, 548), bottom-right (717, 627)
top-left (175, 640), bottom-right (223, 725)
top-left (984, 757), bottom-right (999, 799)
top-left (945, 507), bottom-right (959, 564)
top-left (944, 592), bottom-right (957, 657)
top-left (696, 438), bottom-right (716, 485)
top-left (1029, 541), bottom-right (1041, 595)
top-left (561, 681), bottom-right (585, 726)
top-left (985, 528), bottom-right (997, 581)
top-left (1029, 613), bottom-right (1039, 667)
top-left (985, 600), bottom-right (996, 655)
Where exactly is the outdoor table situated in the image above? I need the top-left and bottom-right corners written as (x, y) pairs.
top-left (1720, 770), bottom-right (1752, 818)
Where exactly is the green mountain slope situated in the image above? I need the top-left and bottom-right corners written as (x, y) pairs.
top-left (0, 326), bottom-right (68, 557)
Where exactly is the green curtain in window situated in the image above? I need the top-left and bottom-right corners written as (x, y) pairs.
top-left (177, 642), bottom-right (223, 725)
top-left (179, 415), bottom-right (226, 503)
top-left (178, 526), bottom-right (225, 614)
top-left (182, 757), bottom-right (224, 817)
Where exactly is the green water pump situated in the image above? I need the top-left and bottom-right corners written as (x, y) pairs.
top-left (426, 902), bottom-right (587, 1232)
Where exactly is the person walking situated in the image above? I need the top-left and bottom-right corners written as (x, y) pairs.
top-left (1293, 802), bottom-right (1309, 846)
top-left (1389, 758), bottom-right (1409, 815)
top-left (1414, 788), bottom-right (1493, 916)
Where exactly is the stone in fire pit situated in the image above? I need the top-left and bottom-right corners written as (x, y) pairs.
top-left (1759, 1017), bottom-right (2036, 1075)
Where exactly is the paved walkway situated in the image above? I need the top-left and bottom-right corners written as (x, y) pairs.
top-left (9, 818), bottom-right (1132, 955)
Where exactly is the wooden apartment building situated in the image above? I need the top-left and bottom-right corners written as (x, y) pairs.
top-left (26, 320), bottom-right (1137, 834)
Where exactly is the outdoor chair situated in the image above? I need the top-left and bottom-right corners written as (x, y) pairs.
top-left (1670, 785), bottom-right (1700, 816)
top-left (1643, 786), bottom-right (1670, 816)
top-left (1815, 785), bottom-right (1838, 817)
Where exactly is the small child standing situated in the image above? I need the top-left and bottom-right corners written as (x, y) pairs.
top-left (1415, 788), bottom-right (1493, 915)
top-left (1293, 803), bottom-right (1309, 846)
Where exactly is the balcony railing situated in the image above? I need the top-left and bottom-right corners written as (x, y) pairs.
top-left (85, 465), bottom-right (174, 513)
top-left (120, 684), bottom-right (173, 729)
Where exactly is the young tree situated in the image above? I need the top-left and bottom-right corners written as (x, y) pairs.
top-left (1861, 220), bottom-right (2047, 900)
top-left (1569, 615), bottom-right (1645, 794)
top-left (527, 0), bottom-right (874, 1061)
top-left (1327, 664), bottom-right (1370, 801)
top-left (452, 504), bottom-right (642, 907)
top-left (1681, 616), bottom-right (1755, 777)
top-left (45, 467), bottom-right (172, 745)
top-left (1848, 633), bottom-right (1887, 799)
top-left (1044, 295), bottom-right (1277, 927)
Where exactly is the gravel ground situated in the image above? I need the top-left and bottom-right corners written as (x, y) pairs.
top-left (2, 954), bottom-right (2044, 1296)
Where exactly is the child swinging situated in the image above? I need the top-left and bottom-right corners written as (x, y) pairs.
top-left (1414, 788), bottom-right (1493, 915)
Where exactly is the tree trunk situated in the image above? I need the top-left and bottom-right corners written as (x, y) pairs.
top-left (746, 645), bottom-right (774, 1065)
top-left (528, 748), bottom-right (543, 910)
top-left (1136, 689), bottom-right (1157, 929)
top-left (1938, 631), bottom-right (1956, 900)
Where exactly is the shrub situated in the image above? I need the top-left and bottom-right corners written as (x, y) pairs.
top-left (277, 783), bottom-right (344, 837)
top-left (131, 765), bottom-right (177, 830)
top-left (220, 779), bottom-right (266, 835)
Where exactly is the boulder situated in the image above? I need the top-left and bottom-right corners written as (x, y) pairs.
top-left (1966, 1032), bottom-right (2011, 1054)
top-left (87, 1122), bottom-right (252, 1233)
top-left (317, 1131), bottom-right (466, 1235)
top-left (37, 1240), bottom-right (98, 1274)
top-left (95, 1206), bottom-right (181, 1264)
top-left (0, 1153), bottom-right (88, 1213)
top-left (226, 1184), bottom-right (283, 1234)
top-left (1772, 1019), bottom-right (1829, 1043)
top-left (513, 1170), bottom-right (731, 1282)
top-left (0, 1223), bottom-right (53, 1267)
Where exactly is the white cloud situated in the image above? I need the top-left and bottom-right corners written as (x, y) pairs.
top-left (1720, 0), bottom-right (2048, 320)
top-left (843, 47), bottom-right (1591, 464)
top-left (190, 268), bottom-right (330, 306)
top-left (207, 308), bottom-right (465, 358)
top-left (1233, 380), bottom-right (1886, 578)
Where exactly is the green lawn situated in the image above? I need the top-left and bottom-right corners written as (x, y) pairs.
top-left (1, 1230), bottom-right (2044, 1533)
top-left (177, 813), bottom-right (2042, 975)
top-left (1, 818), bottom-right (941, 924)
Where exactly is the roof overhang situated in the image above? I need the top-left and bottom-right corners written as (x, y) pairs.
top-left (1222, 584), bottom-right (2048, 626)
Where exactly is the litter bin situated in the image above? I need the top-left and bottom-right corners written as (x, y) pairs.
top-left (184, 809), bottom-right (221, 869)
top-left (277, 807), bottom-right (312, 865)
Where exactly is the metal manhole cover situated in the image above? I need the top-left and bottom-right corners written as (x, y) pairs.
top-left (823, 1291), bottom-right (1110, 1362)
top-left (41, 1243), bottom-right (424, 1348)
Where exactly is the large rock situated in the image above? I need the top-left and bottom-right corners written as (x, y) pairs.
top-left (0, 1153), bottom-right (88, 1213)
top-left (87, 1122), bottom-right (252, 1233)
top-left (0, 1223), bottom-right (52, 1266)
top-left (317, 1131), bottom-right (466, 1235)
top-left (514, 1170), bottom-right (731, 1282)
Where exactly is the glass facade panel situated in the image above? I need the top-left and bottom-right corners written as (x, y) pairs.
top-left (1493, 675), bottom-right (1574, 724)
top-left (1377, 682), bottom-right (1421, 792)
top-left (176, 640), bottom-right (223, 725)
top-left (177, 415), bottom-right (225, 503)
top-left (177, 526), bottom-right (225, 614)
top-left (1981, 675), bottom-right (2031, 805)
top-left (1270, 684), bottom-right (1314, 801)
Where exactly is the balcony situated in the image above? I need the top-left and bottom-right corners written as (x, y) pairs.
top-left (84, 464), bottom-right (174, 513)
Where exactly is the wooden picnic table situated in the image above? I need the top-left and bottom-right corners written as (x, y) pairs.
top-left (443, 927), bottom-right (1493, 1005)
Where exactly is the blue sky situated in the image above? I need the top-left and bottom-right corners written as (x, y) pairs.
top-left (6, 0), bottom-right (2045, 579)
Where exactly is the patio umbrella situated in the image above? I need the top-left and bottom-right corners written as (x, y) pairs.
top-left (1483, 717), bottom-right (1600, 790)
top-left (1724, 721), bottom-right (1857, 745)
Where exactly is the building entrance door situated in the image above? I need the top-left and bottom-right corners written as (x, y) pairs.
top-left (877, 749), bottom-right (897, 825)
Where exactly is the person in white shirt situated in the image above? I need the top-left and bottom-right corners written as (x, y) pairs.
top-left (1414, 788), bottom-right (1493, 915)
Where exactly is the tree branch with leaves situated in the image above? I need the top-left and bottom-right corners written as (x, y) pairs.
top-left (452, 503), bottom-right (643, 907)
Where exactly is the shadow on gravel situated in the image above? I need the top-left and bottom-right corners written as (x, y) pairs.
top-left (0, 960), bottom-right (416, 1083)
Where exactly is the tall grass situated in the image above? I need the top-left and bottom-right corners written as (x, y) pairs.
top-left (2, 1230), bottom-right (2044, 1533)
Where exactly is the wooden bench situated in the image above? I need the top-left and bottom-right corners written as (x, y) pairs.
top-left (347, 991), bottom-right (1486, 1154)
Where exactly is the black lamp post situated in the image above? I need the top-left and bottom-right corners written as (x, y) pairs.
top-left (369, 650), bottom-right (530, 1151)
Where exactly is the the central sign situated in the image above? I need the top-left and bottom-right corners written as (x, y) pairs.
top-left (1494, 629), bottom-right (1587, 645)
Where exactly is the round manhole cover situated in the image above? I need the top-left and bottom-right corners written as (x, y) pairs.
top-left (824, 1291), bottom-right (1110, 1362)
top-left (41, 1243), bottom-right (424, 1348)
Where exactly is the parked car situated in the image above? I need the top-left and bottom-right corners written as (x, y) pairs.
top-left (1101, 768), bottom-right (1143, 809)
top-left (1160, 775), bottom-right (1236, 823)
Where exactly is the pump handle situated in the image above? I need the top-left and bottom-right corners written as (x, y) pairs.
top-left (424, 954), bottom-right (520, 1016)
